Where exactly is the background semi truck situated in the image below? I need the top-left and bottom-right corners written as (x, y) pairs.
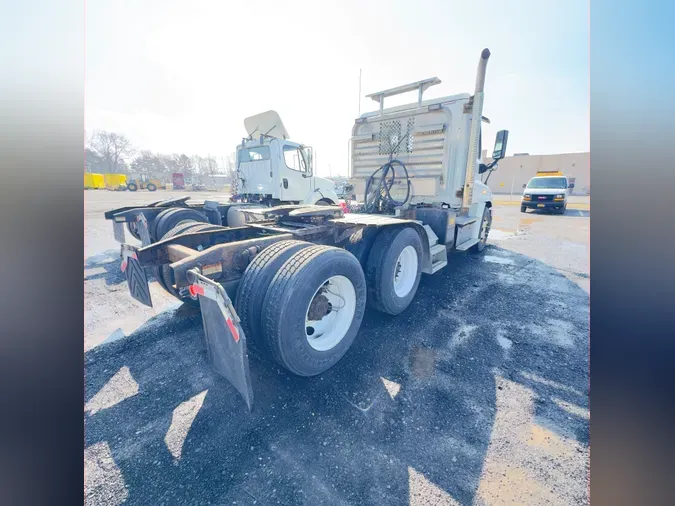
top-left (231, 110), bottom-right (340, 206)
top-left (106, 48), bottom-right (508, 410)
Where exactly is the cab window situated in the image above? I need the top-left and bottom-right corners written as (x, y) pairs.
top-left (238, 146), bottom-right (270, 163)
top-left (283, 145), bottom-right (307, 172)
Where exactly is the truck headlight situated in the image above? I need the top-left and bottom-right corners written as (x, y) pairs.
top-left (555, 194), bottom-right (564, 199)
top-left (523, 194), bottom-right (531, 200)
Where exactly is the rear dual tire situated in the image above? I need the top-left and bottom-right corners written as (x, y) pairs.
top-left (237, 243), bottom-right (367, 377)
top-left (155, 222), bottom-right (224, 306)
top-left (235, 240), bottom-right (314, 346)
top-left (152, 207), bottom-right (210, 242)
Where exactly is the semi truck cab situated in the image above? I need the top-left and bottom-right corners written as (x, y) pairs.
top-left (520, 171), bottom-right (574, 214)
top-left (234, 111), bottom-right (339, 206)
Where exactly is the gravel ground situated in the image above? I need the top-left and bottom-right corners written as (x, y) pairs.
top-left (84, 190), bottom-right (589, 505)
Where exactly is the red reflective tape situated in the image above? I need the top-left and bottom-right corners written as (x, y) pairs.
top-left (226, 318), bottom-right (240, 343)
top-left (189, 284), bottom-right (204, 297)
top-left (120, 260), bottom-right (127, 272)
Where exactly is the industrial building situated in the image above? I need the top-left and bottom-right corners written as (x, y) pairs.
top-left (481, 151), bottom-right (590, 196)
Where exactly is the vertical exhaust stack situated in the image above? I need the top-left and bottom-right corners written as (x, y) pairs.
top-left (461, 48), bottom-right (491, 214)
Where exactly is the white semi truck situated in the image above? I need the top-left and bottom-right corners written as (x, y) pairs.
top-left (106, 48), bottom-right (509, 410)
top-left (232, 110), bottom-right (341, 207)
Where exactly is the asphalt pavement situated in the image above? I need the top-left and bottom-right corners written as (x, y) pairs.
top-left (84, 190), bottom-right (589, 506)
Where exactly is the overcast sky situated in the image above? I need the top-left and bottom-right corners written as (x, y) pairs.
top-left (86, 0), bottom-right (589, 177)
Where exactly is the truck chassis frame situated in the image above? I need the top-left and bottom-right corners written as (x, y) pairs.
top-left (114, 202), bottom-right (466, 410)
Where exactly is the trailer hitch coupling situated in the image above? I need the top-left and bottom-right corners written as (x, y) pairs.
top-left (186, 268), bottom-right (254, 411)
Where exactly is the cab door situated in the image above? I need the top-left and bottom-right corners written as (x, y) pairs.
top-left (279, 143), bottom-right (312, 202)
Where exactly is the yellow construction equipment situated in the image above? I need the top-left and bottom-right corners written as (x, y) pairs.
top-left (84, 173), bottom-right (106, 189)
top-left (104, 173), bottom-right (127, 191)
top-left (126, 175), bottom-right (164, 192)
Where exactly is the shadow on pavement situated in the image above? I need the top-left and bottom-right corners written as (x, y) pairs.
top-left (84, 250), bottom-right (161, 287)
top-left (85, 246), bottom-right (589, 505)
top-left (84, 250), bottom-right (126, 286)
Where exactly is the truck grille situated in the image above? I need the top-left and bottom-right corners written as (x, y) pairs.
top-left (532, 194), bottom-right (554, 201)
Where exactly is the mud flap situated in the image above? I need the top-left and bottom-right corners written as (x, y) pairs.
top-left (113, 221), bottom-right (126, 243)
top-left (187, 269), bottom-right (254, 411)
top-left (121, 245), bottom-right (153, 307)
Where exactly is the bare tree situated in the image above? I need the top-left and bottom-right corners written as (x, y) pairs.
top-left (85, 148), bottom-right (105, 173)
top-left (90, 130), bottom-right (134, 173)
top-left (173, 154), bottom-right (195, 178)
top-left (131, 150), bottom-right (165, 177)
top-left (203, 155), bottom-right (219, 181)
top-left (224, 152), bottom-right (239, 194)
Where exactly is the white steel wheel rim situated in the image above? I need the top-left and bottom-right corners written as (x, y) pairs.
top-left (305, 275), bottom-right (357, 352)
top-left (394, 245), bottom-right (418, 297)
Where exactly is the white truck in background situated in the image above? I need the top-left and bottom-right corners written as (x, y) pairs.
top-left (231, 111), bottom-right (341, 207)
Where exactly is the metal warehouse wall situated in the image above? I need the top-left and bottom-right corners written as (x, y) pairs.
top-left (480, 151), bottom-right (590, 196)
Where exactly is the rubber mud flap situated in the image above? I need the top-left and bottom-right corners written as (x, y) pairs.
top-left (113, 221), bottom-right (126, 243)
top-left (189, 271), bottom-right (254, 411)
top-left (121, 246), bottom-right (153, 307)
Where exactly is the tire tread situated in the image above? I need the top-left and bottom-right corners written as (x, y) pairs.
top-left (262, 245), bottom-right (352, 374)
top-left (235, 240), bottom-right (313, 346)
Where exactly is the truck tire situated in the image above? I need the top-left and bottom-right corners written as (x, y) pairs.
top-left (153, 221), bottom-right (204, 295)
top-left (316, 199), bottom-right (333, 205)
top-left (147, 183), bottom-right (157, 192)
top-left (469, 206), bottom-right (492, 253)
top-left (152, 220), bottom-right (203, 295)
top-left (261, 245), bottom-right (367, 376)
top-left (520, 206), bottom-right (527, 213)
top-left (366, 226), bottom-right (423, 315)
top-left (127, 183), bottom-right (138, 192)
top-left (235, 240), bottom-right (314, 347)
top-left (156, 222), bottom-right (224, 304)
top-left (126, 222), bottom-right (142, 241)
top-left (152, 207), bottom-right (208, 242)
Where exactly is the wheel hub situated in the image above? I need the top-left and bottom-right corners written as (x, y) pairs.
top-left (393, 246), bottom-right (418, 298)
top-left (305, 275), bottom-right (357, 352)
top-left (307, 292), bottom-right (331, 320)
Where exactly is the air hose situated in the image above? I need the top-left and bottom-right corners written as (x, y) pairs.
top-left (363, 158), bottom-right (411, 213)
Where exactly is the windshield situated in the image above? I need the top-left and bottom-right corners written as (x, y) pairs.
top-left (526, 177), bottom-right (567, 189)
